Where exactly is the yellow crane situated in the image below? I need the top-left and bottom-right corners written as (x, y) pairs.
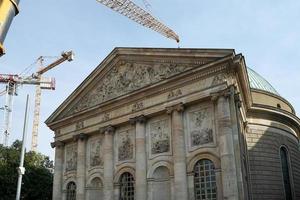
top-left (96, 0), bottom-right (180, 43)
top-left (31, 51), bottom-right (74, 151)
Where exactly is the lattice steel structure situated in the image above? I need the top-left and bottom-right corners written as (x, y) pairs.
top-left (96, 0), bottom-right (180, 43)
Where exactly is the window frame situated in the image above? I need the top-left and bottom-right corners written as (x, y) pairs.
top-left (66, 181), bottom-right (76, 200)
top-left (119, 172), bottom-right (135, 200)
top-left (279, 145), bottom-right (294, 200)
top-left (193, 158), bottom-right (217, 200)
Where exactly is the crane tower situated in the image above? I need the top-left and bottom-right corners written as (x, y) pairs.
top-left (96, 0), bottom-right (180, 43)
top-left (31, 51), bottom-right (74, 151)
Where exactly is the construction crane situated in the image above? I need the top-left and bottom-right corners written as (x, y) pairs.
top-left (96, 0), bottom-right (180, 43)
top-left (31, 51), bottom-right (74, 151)
top-left (0, 74), bottom-right (55, 146)
top-left (0, 0), bottom-right (20, 56)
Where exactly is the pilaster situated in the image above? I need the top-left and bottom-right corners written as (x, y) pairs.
top-left (51, 141), bottom-right (65, 200)
top-left (130, 115), bottom-right (147, 200)
top-left (167, 103), bottom-right (188, 200)
top-left (212, 88), bottom-right (239, 200)
top-left (103, 125), bottom-right (115, 200)
top-left (73, 133), bottom-right (88, 200)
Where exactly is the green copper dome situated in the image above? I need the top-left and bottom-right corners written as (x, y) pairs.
top-left (247, 67), bottom-right (280, 96)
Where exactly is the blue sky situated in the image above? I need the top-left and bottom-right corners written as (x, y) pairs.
top-left (0, 0), bottom-right (299, 159)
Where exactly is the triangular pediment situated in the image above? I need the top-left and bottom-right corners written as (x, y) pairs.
top-left (46, 47), bottom-right (235, 125)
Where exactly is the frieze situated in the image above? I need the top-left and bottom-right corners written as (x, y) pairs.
top-left (65, 144), bottom-right (77, 171)
top-left (211, 73), bottom-right (228, 86)
top-left (75, 121), bottom-right (84, 130)
top-left (102, 113), bottom-right (110, 122)
top-left (168, 89), bottom-right (182, 99)
top-left (132, 101), bottom-right (144, 112)
top-left (118, 129), bottom-right (134, 161)
top-left (89, 138), bottom-right (103, 167)
top-left (189, 107), bottom-right (214, 147)
top-left (62, 62), bottom-right (200, 117)
top-left (150, 119), bottom-right (170, 154)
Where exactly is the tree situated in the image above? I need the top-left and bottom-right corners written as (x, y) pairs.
top-left (0, 140), bottom-right (53, 200)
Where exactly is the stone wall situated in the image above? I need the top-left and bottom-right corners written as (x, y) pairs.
top-left (246, 124), bottom-right (300, 200)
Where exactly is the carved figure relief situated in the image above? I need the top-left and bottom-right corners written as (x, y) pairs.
top-left (118, 129), bottom-right (134, 161)
top-left (75, 121), bottom-right (84, 130)
top-left (211, 73), bottom-right (228, 86)
top-left (132, 101), bottom-right (144, 112)
top-left (89, 139), bottom-right (103, 167)
top-left (189, 108), bottom-right (213, 147)
top-left (102, 113), bottom-right (110, 122)
top-left (168, 89), bottom-right (182, 99)
top-left (150, 119), bottom-right (170, 154)
top-left (63, 62), bottom-right (199, 117)
top-left (65, 144), bottom-right (77, 171)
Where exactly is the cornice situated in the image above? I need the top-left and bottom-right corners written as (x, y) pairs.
top-left (248, 105), bottom-right (300, 137)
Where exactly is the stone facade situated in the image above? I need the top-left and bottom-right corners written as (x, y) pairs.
top-left (47, 48), bottom-right (300, 200)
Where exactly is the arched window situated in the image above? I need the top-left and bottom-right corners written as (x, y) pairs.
top-left (66, 181), bottom-right (76, 200)
top-left (280, 147), bottom-right (292, 200)
top-left (194, 159), bottom-right (217, 200)
top-left (119, 172), bottom-right (135, 200)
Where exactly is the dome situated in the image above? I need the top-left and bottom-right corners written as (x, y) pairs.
top-left (247, 67), bottom-right (280, 96)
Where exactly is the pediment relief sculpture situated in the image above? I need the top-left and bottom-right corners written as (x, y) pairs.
top-left (61, 61), bottom-right (203, 118)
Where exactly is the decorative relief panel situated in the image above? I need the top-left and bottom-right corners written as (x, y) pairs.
top-left (132, 101), bottom-right (144, 112)
top-left (89, 138), bottom-right (103, 167)
top-left (189, 107), bottom-right (214, 147)
top-left (211, 73), bottom-right (228, 86)
top-left (65, 144), bottom-right (77, 171)
top-left (75, 121), bottom-right (84, 130)
top-left (63, 62), bottom-right (201, 117)
top-left (150, 119), bottom-right (170, 155)
top-left (118, 129), bottom-right (135, 161)
top-left (168, 89), bottom-right (182, 99)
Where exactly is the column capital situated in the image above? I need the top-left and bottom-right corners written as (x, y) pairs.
top-left (166, 102), bottom-right (184, 114)
top-left (129, 115), bottom-right (147, 125)
top-left (50, 140), bottom-right (65, 148)
top-left (73, 133), bottom-right (88, 142)
top-left (210, 88), bottom-right (231, 102)
top-left (103, 125), bottom-right (115, 135)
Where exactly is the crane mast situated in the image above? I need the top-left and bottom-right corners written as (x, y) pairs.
top-left (31, 51), bottom-right (73, 151)
top-left (96, 0), bottom-right (180, 43)
top-left (0, 51), bottom-right (73, 148)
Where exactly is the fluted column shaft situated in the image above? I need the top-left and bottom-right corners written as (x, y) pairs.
top-left (168, 103), bottom-right (188, 200)
top-left (216, 94), bottom-right (239, 200)
top-left (52, 141), bottom-right (64, 200)
top-left (103, 126), bottom-right (115, 200)
top-left (133, 115), bottom-right (147, 200)
top-left (75, 133), bottom-right (88, 200)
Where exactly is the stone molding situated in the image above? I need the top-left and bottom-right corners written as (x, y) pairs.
top-left (51, 140), bottom-right (65, 148)
top-left (166, 102), bottom-right (184, 114)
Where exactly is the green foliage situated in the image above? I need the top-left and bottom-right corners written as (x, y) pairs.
top-left (0, 140), bottom-right (53, 200)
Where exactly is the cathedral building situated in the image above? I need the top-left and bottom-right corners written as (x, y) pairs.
top-left (46, 48), bottom-right (300, 200)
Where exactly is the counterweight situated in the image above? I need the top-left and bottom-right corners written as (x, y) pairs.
top-left (96, 0), bottom-right (180, 43)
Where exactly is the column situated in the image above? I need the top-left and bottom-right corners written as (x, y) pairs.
top-left (51, 141), bottom-right (64, 200)
top-left (132, 115), bottom-right (147, 200)
top-left (167, 103), bottom-right (188, 200)
top-left (74, 133), bottom-right (88, 200)
top-left (214, 91), bottom-right (239, 200)
top-left (103, 125), bottom-right (115, 200)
